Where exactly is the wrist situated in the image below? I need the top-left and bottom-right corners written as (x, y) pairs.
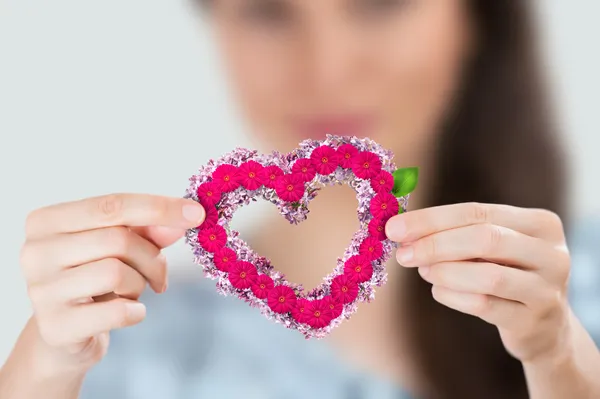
top-left (0, 317), bottom-right (89, 399)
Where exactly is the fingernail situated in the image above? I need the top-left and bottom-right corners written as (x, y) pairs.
top-left (125, 302), bottom-right (146, 321)
top-left (386, 217), bottom-right (406, 242)
top-left (182, 203), bottom-right (205, 224)
top-left (396, 246), bottom-right (414, 265)
top-left (418, 266), bottom-right (430, 277)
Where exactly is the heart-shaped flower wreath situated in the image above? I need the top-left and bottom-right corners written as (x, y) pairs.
top-left (185, 135), bottom-right (418, 338)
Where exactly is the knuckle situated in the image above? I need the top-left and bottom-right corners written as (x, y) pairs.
top-left (482, 224), bottom-right (503, 254)
top-left (105, 226), bottom-right (133, 255)
top-left (96, 194), bottom-right (125, 222)
top-left (471, 294), bottom-right (492, 316)
top-left (541, 209), bottom-right (564, 231)
top-left (467, 202), bottom-right (489, 224)
top-left (423, 236), bottom-right (439, 260)
top-left (24, 209), bottom-right (42, 238)
top-left (101, 259), bottom-right (126, 291)
top-left (485, 269), bottom-right (506, 295)
top-left (27, 283), bottom-right (46, 306)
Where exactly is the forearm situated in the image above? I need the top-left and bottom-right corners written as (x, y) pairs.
top-left (523, 311), bottom-right (600, 399)
top-left (0, 317), bottom-right (85, 399)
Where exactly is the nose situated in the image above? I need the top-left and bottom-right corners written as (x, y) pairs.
top-left (303, 20), bottom-right (360, 101)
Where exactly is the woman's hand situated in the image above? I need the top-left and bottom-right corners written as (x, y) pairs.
top-left (16, 194), bottom-right (205, 377)
top-left (385, 202), bottom-right (572, 363)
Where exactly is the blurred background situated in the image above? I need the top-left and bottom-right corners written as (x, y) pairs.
top-left (0, 0), bottom-right (598, 366)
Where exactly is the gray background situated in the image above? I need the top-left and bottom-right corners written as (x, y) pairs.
top-left (0, 1), bottom-right (598, 364)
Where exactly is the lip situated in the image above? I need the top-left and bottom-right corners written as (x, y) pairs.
top-left (293, 115), bottom-right (375, 140)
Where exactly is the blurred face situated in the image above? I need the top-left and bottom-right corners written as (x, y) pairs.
top-left (211, 0), bottom-right (474, 156)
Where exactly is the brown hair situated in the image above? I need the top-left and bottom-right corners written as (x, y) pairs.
top-left (197, 1), bottom-right (568, 398)
top-left (406, 2), bottom-right (567, 398)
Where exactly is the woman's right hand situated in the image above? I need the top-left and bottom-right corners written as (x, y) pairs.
top-left (17, 193), bottom-right (205, 376)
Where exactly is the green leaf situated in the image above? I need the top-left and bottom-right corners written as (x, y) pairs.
top-left (392, 167), bottom-right (419, 197)
top-left (398, 207), bottom-right (404, 215)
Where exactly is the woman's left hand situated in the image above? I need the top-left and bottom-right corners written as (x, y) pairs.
top-left (385, 202), bottom-right (572, 363)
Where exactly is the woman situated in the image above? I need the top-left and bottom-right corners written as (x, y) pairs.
top-left (1, 1), bottom-right (599, 398)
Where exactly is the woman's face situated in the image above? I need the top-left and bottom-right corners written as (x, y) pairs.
top-left (211, 0), bottom-right (474, 156)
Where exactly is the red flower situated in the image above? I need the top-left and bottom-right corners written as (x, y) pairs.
top-left (251, 274), bottom-right (274, 299)
top-left (197, 182), bottom-right (222, 207)
top-left (228, 261), bottom-right (258, 290)
top-left (368, 218), bottom-right (387, 241)
top-left (359, 236), bottom-right (384, 260)
top-left (197, 225), bottom-right (227, 253)
top-left (337, 144), bottom-right (359, 169)
top-left (310, 145), bottom-right (340, 175)
top-left (197, 204), bottom-right (219, 230)
top-left (370, 171), bottom-right (394, 194)
top-left (291, 158), bottom-right (316, 182)
top-left (330, 274), bottom-right (359, 304)
top-left (258, 165), bottom-right (284, 189)
top-left (321, 295), bottom-right (343, 319)
top-left (343, 255), bottom-right (373, 283)
top-left (212, 164), bottom-right (240, 192)
top-left (305, 299), bottom-right (333, 329)
top-left (213, 247), bottom-right (237, 272)
top-left (352, 151), bottom-right (382, 179)
top-left (275, 174), bottom-right (306, 202)
top-left (237, 161), bottom-right (265, 191)
top-left (291, 298), bottom-right (310, 324)
top-left (267, 285), bottom-right (297, 314)
top-left (370, 192), bottom-right (400, 220)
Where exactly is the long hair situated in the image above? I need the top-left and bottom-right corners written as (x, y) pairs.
top-left (406, 2), bottom-right (567, 398)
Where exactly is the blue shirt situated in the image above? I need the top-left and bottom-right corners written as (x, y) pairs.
top-left (81, 220), bottom-right (600, 399)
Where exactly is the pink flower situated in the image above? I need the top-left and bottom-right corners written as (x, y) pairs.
top-left (237, 161), bottom-right (265, 191)
top-left (212, 164), bottom-right (240, 192)
top-left (321, 295), bottom-right (343, 319)
top-left (251, 274), bottom-right (274, 299)
top-left (197, 182), bottom-right (222, 207)
top-left (267, 285), bottom-right (297, 314)
top-left (213, 247), bottom-right (237, 272)
top-left (337, 144), bottom-right (359, 169)
top-left (368, 218), bottom-right (387, 241)
top-left (275, 174), bottom-right (306, 202)
top-left (198, 204), bottom-right (218, 230)
top-left (330, 274), bottom-right (359, 304)
top-left (370, 192), bottom-right (400, 220)
top-left (228, 261), bottom-right (258, 290)
top-left (343, 255), bottom-right (373, 283)
top-left (258, 165), bottom-right (284, 189)
top-left (359, 236), bottom-right (384, 261)
top-left (291, 158), bottom-right (316, 182)
top-left (305, 299), bottom-right (333, 329)
top-left (310, 145), bottom-right (339, 175)
top-left (291, 298), bottom-right (310, 324)
top-left (352, 151), bottom-right (382, 179)
top-left (370, 171), bottom-right (394, 194)
top-left (197, 225), bottom-right (227, 253)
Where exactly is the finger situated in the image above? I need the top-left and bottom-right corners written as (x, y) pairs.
top-left (394, 224), bottom-right (567, 280)
top-left (386, 202), bottom-right (565, 243)
top-left (21, 227), bottom-right (167, 292)
top-left (25, 194), bottom-right (205, 238)
top-left (418, 261), bottom-right (553, 305)
top-left (45, 299), bottom-right (147, 346)
top-left (33, 258), bottom-right (148, 305)
top-left (130, 225), bottom-right (186, 249)
top-left (431, 286), bottom-right (528, 330)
